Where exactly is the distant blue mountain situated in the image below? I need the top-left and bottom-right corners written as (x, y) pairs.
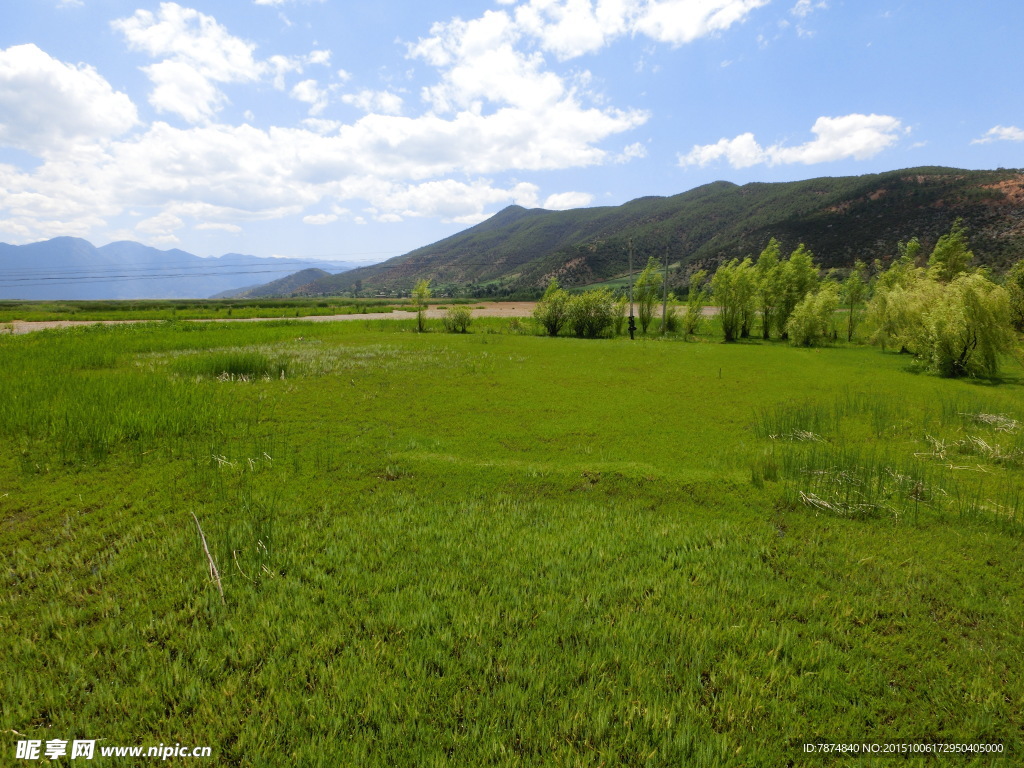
top-left (0, 237), bottom-right (357, 300)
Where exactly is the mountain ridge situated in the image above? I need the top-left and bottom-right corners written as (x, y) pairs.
top-left (296, 166), bottom-right (1024, 297)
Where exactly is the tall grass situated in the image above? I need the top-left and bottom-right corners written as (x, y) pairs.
top-left (752, 392), bottom-right (1024, 531)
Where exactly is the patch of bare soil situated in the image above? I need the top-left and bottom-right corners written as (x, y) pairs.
top-left (982, 175), bottom-right (1024, 205)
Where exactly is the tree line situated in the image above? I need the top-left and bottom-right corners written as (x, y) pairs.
top-left (529, 220), bottom-right (1024, 378)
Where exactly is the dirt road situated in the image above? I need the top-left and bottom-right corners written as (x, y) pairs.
top-left (2, 302), bottom-right (540, 335)
top-left (4, 301), bottom-right (719, 335)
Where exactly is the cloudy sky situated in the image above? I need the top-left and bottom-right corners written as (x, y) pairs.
top-left (2, 1), bottom-right (1022, 262)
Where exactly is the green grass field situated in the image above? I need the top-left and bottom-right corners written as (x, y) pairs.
top-left (2, 317), bottom-right (1022, 766)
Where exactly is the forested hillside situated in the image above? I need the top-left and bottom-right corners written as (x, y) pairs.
top-left (276, 167), bottom-right (1024, 297)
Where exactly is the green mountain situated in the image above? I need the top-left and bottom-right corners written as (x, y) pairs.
top-left (211, 267), bottom-right (333, 299)
top-left (290, 166), bottom-right (1024, 297)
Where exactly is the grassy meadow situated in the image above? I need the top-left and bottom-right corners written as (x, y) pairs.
top-left (2, 315), bottom-right (1023, 766)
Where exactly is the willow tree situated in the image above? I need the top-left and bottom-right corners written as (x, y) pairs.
top-left (842, 260), bottom-right (869, 342)
top-left (634, 256), bottom-right (663, 334)
top-left (868, 267), bottom-right (1014, 377)
top-left (755, 238), bottom-right (784, 339)
top-left (927, 218), bottom-right (974, 283)
top-left (776, 244), bottom-right (819, 338)
top-left (712, 258), bottom-right (757, 342)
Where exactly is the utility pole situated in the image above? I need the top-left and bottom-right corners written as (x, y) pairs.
top-left (627, 239), bottom-right (636, 340)
top-left (661, 245), bottom-right (670, 335)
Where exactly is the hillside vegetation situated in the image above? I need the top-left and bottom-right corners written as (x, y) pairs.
top-left (298, 166), bottom-right (1024, 297)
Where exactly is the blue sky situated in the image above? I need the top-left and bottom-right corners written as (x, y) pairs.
top-left (1, 0), bottom-right (1022, 263)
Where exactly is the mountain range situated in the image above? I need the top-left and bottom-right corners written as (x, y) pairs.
top-left (277, 166), bottom-right (1024, 298)
top-left (0, 238), bottom-right (356, 300)
top-left (4, 166), bottom-right (1023, 301)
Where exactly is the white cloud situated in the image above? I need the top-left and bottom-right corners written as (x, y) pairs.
top-left (269, 54), bottom-right (303, 90)
top-left (351, 178), bottom-right (541, 223)
top-left (411, 10), bottom-right (565, 112)
top-left (6, 0), bottom-right (702, 243)
top-left (543, 191), bottom-right (594, 209)
top-left (791, 0), bottom-right (828, 18)
top-left (142, 59), bottom-right (227, 123)
top-left (0, 44), bottom-right (138, 153)
top-left (971, 125), bottom-right (1024, 144)
top-left (301, 118), bottom-right (342, 134)
top-left (303, 213), bottom-right (337, 225)
top-left (136, 211), bottom-right (184, 235)
top-left (406, 11), bottom-right (647, 173)
top-left (307, 49), bottom-right (331, 66)
top-left (113, 3), bottom-right (266, 123)
top-left (195, 221), bottom-right (242, 232)
top-left (635, 0), bottom-right (770, 46)
top-left (291, 79), bottom-right (329, 115)
top-left (269, 50), bottom-right (332, 90)
top-left (509, 0), bottom-right (769, 59)
top-left (341, 89), bottom-right (404, 115)
top-left (680, 114), bottom-right (904, 168)
top-left (514, 0), bottom-right (634, 60)
top-left (614, 141), bottom-right (647, 163)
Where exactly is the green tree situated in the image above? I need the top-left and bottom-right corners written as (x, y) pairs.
top-left (926, 273), bottom-right (1013, 377)
top-left (776, 244), bottom-right (819, 338)
top-left (411, 279), bottom-right (432, 332)
top-left (786, 282), bottom-right (841, 347)
top-left (868, 269), bottom-right (1013, 377)
top-left (867, 274), bottom-right (929, 353)
top-left (927, 218), bottom-right (974, 283)
top-left (532, 279), bottom-right (570, 336)
top-left (897, 236), bottom-right (922, 265)
top-left (711, 258), bottom-right (757, 342)
top-left (755, 238), bottom-right (784, 339)
top-left (842, 260), bottom-right (869, 342)
top-left (566, 288), bottom-right (616, 338)
top-left (633, 256), bottom-right (662, 334)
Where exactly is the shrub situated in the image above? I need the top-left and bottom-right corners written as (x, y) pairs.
top-left (533, 279), bottom-right (570, 336)
top-left (663, 297), bottom-right (680, 333)
top-left (612, 295), bottom-right (628, 336)
top-left (567, 288), bottom-right (615, 338)
top-left (442, 306), bottom-right (473, 333)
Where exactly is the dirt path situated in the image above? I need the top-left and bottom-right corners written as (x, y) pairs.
top-left (2, 302), bottom-right (540, 335)
top-left (4, 301), bottom-right (720, 335)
